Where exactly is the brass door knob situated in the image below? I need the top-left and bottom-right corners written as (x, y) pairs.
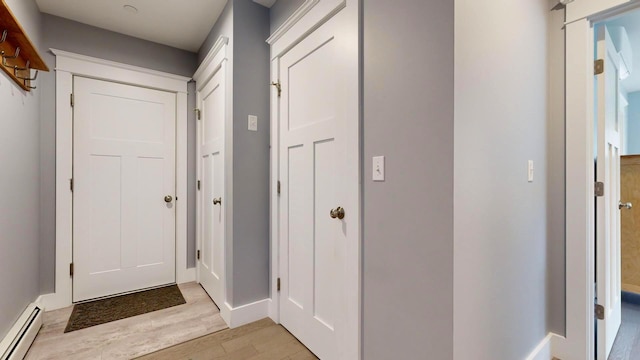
top-left (330, 207), bottom-right (345, 220)
top-left (619, 201), bottom-right (633, 210)
top-left (213, 197), bottom-right (222, 205)
top-left (164, 195), bottom-right (173, 203)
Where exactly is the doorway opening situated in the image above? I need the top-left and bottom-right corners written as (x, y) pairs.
top-left (594, 8), bottom-right (640, 359)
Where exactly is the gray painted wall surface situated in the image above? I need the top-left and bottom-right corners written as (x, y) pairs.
top-left (269, 0), bottom-right (305, 33)
top-left (547, 5), bottom-right (566, 336)
top-left (363, 1), bottom-right (454, 359)
top-left (626, 92), bottom-right (640, 154)
top-left (454, 1), bottom-right (549, 359)
top-left (230, 0), bottom-right (271, 307)
top-left (198, 0), bottom-right (270, 307)
top-left (39, 14), bottom-right (199, 293)
top-left (0, 0), bottom-right (42, 339)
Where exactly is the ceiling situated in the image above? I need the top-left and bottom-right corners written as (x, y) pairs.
top-left (35, 0), bottom-right (231, 52)
top-left (606, 10), bottom-right (640, 94)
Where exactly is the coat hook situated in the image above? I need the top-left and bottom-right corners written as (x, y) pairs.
top-left (0, 30), bottom-right (6, 43)
top-left (2, 46), bottom-right (20, 67)
top-left (18, 69), bottom-right (38, 81)
top-left (13, 60), bottom-right (29, 75)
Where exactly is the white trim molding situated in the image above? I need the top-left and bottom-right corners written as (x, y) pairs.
top-left (267, 0), bottom-right (346, 59)
top-left (44, 49), bottom-right (192, 310)
top-left (525, 333), bottom-right (554, 360)
top-left (0, 303), bottom-right (43, 360)
top-left (221, 299), bottom-right (271, 329)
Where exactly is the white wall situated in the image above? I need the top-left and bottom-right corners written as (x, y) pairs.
top-left (454, 1), bottom-right (550, 359)
top-left (0, 0), bottom-right (42, 339)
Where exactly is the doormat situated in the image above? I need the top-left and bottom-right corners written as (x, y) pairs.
top-left (64, 285), bottom-right (186, 333)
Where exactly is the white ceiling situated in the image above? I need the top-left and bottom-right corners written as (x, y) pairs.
top-left (606, 10), bottom-right (640, 93)
top-left (35, 0), bottom-right (229, 52)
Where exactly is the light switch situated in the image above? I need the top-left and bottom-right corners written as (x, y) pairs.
top-left (248, 115), bottom-right (258, 131)
top-left (528, 160), bottom-right (534, 182)
top-left (373, 156), bottom-right (385, 181)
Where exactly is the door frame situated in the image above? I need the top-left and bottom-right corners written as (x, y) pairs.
top-left (561, 0), bottom-right (640, 359)
top-left (41, 49), bottom-right (192, 310)
top-left (267, 0), bottom-right (361, 358)
top-left (193, 36), bottom-right (231, 315)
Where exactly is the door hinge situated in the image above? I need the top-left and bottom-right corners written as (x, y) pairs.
top-left (595, 181), bottom-right (604, 197)
top-left (595, 59), bottom-right (604, 75)
top-left (277, 277), bottom-right (281, 292)
top-left (277, 180), bottom-right (281, 195)
top-left (195, 108), bottom-right (201, 120)
top-left (197, 180), bottom-right (201, 191)
top-left (70, 93), bottom-right (74, 107)
top-left (271, 81), bottom-right (282, 97)
top-left (197, 250), bottom-right (201, 261)
top-left (595, 303), bottom-right (605, 320)
top-left (70, 178), bottom-right (74, 192)
top-left (69, 263), bottom-right (74, 277)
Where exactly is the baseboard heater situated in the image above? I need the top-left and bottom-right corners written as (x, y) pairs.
top-left (0, 304), bottom-right (43, 360)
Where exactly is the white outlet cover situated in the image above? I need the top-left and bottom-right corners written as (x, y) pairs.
top-left (248, 115), bottom-right (258, 131)
top-left (528, 160), bottom-right (534, 182)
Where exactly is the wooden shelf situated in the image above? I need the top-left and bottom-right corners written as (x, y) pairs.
top-left (0, 0), bottom-right (49, 91)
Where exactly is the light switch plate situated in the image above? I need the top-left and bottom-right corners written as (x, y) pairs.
top-left (248, 115), bottom-right (258, 131)
top-left (528, 160), bottom-right (534, 182)
top-left (373, 156), bottom-right (385, 181)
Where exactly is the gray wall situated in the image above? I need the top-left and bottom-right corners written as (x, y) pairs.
top-left (230, 0), bottom-right (271, 307)
top-left (363, 1), bottom-right (454, 359)
top-left (39, 14), bottom-right (199, 293)
top-left (198, 0), bottom-right (270, 307)
top-left (547, 4), bottom-right (566, 336)
top-left (453, 1), bottom-right (550, 359)
top-left (0, 0), bottom-right (42, 339)
top-left (270, 0), bottom-right (305, 33)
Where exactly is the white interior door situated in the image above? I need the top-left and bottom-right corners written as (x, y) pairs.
top-left (596, 25), bottom-right (623, 359)
top-left (73, 76), bottom-right (177, 302)
top-left (278, 8), bottom-right (359, 359)
top-left (197, 65), bottom-right (226, 308)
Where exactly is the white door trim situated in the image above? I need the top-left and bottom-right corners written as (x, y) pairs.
top-left (561, 0), bottom-right (639, 358)
top-left (267, 0), bottom-right (361, 358)
top-left (43, 49), bottom-right (192, 310)
top-left (193, 36), bottom-right (231, 309)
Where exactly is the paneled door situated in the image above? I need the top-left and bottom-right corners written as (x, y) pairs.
top-left (595, 25), bottom-right (623, 359)
top-left (277, 6), bottom-right (359, 359)
top-left (197, 63), bottom-right (226, 308)
top-left (73, 76), bottom-right (177, 302)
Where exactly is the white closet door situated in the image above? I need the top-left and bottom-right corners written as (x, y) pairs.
top-left (73, 76), bottom-right (176, 302)
top-left (278, 7), bottom-right (359, 359)
top-left (197, 65), bottom-right (226, 308)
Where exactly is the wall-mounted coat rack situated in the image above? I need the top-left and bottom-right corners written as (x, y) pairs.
top-left (0, 0), bottom-right (48, 91)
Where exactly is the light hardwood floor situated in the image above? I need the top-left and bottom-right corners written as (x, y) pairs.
top-left (25, 282), bottom-right (228, 360)
top-left (137, 318), bottom-right (318, 360)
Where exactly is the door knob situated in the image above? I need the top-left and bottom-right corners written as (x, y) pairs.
top-left (330, 207), bottom-right (345, 220)
top-left (164, 195), bottom-right (173, 203)
top-left (213, 197), bottom-right (222, 205)
top-left (619, 201), bottom-right (633, 210)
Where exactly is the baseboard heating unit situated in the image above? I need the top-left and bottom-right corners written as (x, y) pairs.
top-left (0, 304), bottom-right (42, 360)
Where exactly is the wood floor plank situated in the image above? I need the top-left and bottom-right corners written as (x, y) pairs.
top-left (25, 283), bottom-right (228, 360)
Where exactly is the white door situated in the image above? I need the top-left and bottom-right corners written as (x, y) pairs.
top-left (595, 25), bottom-right (622, 359)
top-left (197, 66), bottom-right (226, 308)
top-left (73, 77), bottom-right (177, 302)
top-left (278, 8), bottom-right (359, 359)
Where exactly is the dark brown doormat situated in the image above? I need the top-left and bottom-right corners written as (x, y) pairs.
top-left (64, 285), bottom-right (186, 333)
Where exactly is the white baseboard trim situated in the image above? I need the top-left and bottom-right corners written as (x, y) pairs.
top-left (0, 303), bottom-right (43, 360)
top-left (549, 333), bottom-right (568, 360)
top-left (220, 299), bottom-right (271, 328)
top-left (525, 333), bottom-right (553, 360)
top-left (35, 293), bottom-right (68, 312)
top-left (177, 267), bottom-right (196, 284)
